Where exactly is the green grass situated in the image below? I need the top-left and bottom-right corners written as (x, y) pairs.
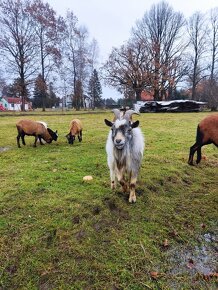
top-left (0, 110), bottom-right (217, 289)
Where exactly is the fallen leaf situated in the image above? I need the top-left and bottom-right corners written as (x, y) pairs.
top-left (52, 168), bottom-right (57, 172)
top-left (150, 271), bottom-right (159, 279)
top-left (169, 230), bottom-right (178, 237)
top-left (163, 239), bottom-right (169, 247)
top-left (187, 259), bottom-right (194, 269)
top-left (83, 175), bottom-right (93, 181)
top-left (202, 274), bottom-right (210, 281)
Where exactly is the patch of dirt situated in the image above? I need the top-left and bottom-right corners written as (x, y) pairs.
top-left (72, 215), bottom-right (80, 224)
top-left (5, 264), bottom-right (17, 275)
top-left (103, 197), bottom-right (130, 220)
top-left (92, 206), bottom-right (101, 215)
top-left (75, 229), bottom-right (86, 241)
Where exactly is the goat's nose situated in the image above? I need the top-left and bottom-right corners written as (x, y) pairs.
top-left (115, 139), bottom-right (122, 144)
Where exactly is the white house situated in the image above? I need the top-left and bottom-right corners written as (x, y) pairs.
top-left (61, 94), bottom-right (92, 109)
top-left (0, 97), bottom-right (32, 111)
top-left (0, 97), bottom-right (8, 110)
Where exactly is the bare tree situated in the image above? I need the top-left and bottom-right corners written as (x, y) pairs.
top-left (133, 1), bottom-right (186, 100)
top-left (74, 79), bottom-right (83, 110)
top-left (206, 7), bottom-right (218, 110)
top-left (103, 40), bottom-right (150, 101)
top-left (89, 38), bottom-right (99, 72)
top-left (27, 0), bottom-right (65, 110)
top-left (0, 76), bottom-right (6, 95)
top-left (62, 11), bottom-right (92, 109)
top-left (208, 7), bottom-right (218, 81)
top-left (187, 12), bottom-right (208, 100)
top-left (0, 0), bottom-right (37, 110)
top-left (103, 1), bottom-right (186, 101)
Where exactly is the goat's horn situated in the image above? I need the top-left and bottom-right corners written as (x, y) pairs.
top-left (124, 109), bottom-right (139, 121)
top-left (112, 109), bottom-right (121, 120)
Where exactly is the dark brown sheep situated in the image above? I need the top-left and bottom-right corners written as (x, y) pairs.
top-left (188, 114), bottom-right (218, 165)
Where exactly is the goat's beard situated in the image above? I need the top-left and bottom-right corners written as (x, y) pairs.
top-left (114, 142), bottom-right (125, 150)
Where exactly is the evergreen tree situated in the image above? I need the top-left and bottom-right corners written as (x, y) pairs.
top-left (47, 82), bottom-right (60, 108)
top-left (32, 74), bottom-right (47, 109)
top-left (88, 69), bottom-right (102, 109)
top-left (2, 78), bottom-right (29, 99)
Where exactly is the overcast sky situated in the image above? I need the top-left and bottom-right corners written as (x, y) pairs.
top-left (47, 0), bottom-right (218, 99)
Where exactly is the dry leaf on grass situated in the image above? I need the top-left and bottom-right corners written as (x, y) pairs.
top-left (83, 175), bottom-right (93, 181)
top-left (163, 239), bottom-right (169, 247)
top-left (187, 258), bottom-right (195, 269)
top-left (150, 271), bottom-right (159, 279)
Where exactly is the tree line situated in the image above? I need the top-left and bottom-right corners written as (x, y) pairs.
top-left (0, 0), bottom-right (102, 111)
top-left (0, 1), bottom-right (218, 111)
top-left (103, 1), bottom-right (218, 110)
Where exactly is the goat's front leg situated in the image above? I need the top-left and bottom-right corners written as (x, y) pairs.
top-left (129, 175), bottom-right (137, 203)
top-left (117, 169), bottom-right (128, 193)
top-left (110, 167), bottom-right (116, 190)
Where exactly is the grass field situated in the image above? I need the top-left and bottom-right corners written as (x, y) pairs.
top-left (0, 110), bottom-right (217, 289)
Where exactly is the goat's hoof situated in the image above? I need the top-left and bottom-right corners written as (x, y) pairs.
top-left (122, 186), bottom-right (128, 193)
top-left (111, 183), bottom-right (115, 190)
top-left (129, 196), bottom-right (136, 203)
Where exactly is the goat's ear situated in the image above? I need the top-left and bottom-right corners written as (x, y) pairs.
top-left (104, 119), bottom-right (113, 127)
top-left (131, 120), bottom-right (139, 128)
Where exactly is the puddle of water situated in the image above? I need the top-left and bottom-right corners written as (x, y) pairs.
top-left (167, 232), bottom-right (217, 276)
top-left (203, 233), bottom-right (217, 243)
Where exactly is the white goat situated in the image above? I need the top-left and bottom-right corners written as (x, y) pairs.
top-left (105, 109), bottom-right (144, 203)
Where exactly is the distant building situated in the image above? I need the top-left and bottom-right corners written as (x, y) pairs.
top-left (0, 96), bottom-right (32, 111)
top-left (84, 95), bottom-right (92, 109)
top-left (140, 90), bottom-right (154, 101)
top-left (61, 94), bottom-right (92, 109)
top-left (0, 97), bottom-right (8, 110)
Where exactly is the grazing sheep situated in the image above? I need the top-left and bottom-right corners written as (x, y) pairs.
top-left (188, 114), bottom-right (218, 165)
top-left (66, 119), bottom-right (83, 144)
top-left (105, 109), bottom-right (144, 203)
top-left (16, 119), bottom-right (58, 148)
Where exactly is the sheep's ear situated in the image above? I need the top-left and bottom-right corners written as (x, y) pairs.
top-left (104, 119), bottom-right (113, 127)
top-left (131, 120), bottom-right (139, 128)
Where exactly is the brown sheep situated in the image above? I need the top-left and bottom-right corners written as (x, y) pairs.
top-left (188, 114), bottom-right (218, 165)
top-left (66, 119), bottom-right (83, 144)
top-left (16, 119), bottom-right (58, 148)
